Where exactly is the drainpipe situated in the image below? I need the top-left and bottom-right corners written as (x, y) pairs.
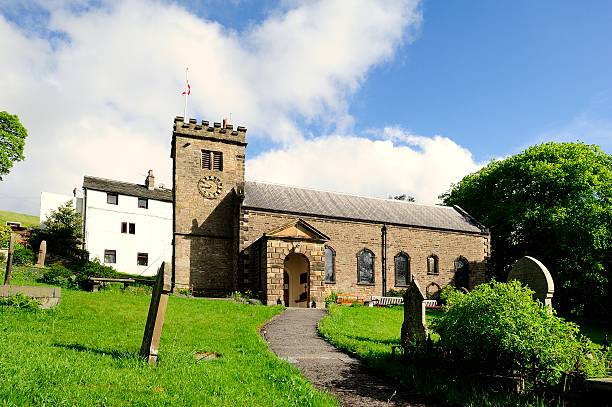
top-left (381, 224), bottom-right (387, 296)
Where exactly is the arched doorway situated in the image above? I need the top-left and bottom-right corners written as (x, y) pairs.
top-left (283, 253), bottom-right (310, 308)
top-left (454, 257), bottom-right (470, 291)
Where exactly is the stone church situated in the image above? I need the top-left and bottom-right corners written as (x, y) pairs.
top-left (171, 117), bottom-right (490, 307)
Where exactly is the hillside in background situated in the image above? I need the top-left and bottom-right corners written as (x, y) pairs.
top-left (0, 209), bottom-right (39, 227)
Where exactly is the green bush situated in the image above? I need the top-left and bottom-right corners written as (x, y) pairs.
top-left (37, 259), bottom-right (120, 290)
top-left (40, 263), bottom-right (76, 288)
top-left (12, 243), bottom-right (35, 265)
top-left (432, 280), bottom-right (609, 388)
top-left (0, 225), bottom-right (11, 248)
top-left (385, 288), bottom-right (406, 298)
top-left (0, 293), bottom-right (40, 311)
top-left (75, 259), bottom-right (120, 289)
top-left (324, 291), bottom-right (338, 307)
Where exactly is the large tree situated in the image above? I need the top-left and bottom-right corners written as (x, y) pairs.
top-left (0, 111), bottom-right (27, 180)
top-left (29, 201), bottom-right (84, 260)
top-left (441, 142), bottom-right (612, 317)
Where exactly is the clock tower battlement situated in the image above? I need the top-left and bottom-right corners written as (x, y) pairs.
top-left (172, 116), bottom-right (247, 294)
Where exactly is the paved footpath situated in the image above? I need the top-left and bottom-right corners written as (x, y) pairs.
top-left (261, 308), bottom-right (434, 407)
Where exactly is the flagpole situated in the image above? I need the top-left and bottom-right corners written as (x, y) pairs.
top-left (183, 67), bottom-right (189, 123)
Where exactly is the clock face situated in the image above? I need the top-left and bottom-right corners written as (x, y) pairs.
top-left (198, 176), bottom-right (223, 199)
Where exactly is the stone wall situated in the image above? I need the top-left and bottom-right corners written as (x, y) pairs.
top-left (242, 209), bottom-right (489, 300)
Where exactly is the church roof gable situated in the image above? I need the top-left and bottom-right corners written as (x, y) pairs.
top-left (265, 218), bottom-right (330, 241)
top-left (242, 181), bottom-right (487, 234)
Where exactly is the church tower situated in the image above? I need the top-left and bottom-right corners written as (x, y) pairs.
top-left (171, 117), bottom-right (247, 295)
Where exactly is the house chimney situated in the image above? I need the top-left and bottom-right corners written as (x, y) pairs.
top-left (145, 170), bottom-right (155, 190)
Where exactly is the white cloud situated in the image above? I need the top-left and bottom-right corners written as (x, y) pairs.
top-left (0, 0), bottom-right (421, 214)
top-left (247, 127), bottom-right (482, 204)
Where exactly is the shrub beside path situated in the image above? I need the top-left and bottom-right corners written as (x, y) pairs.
top-left (261, 308), bottom-right (433, 407)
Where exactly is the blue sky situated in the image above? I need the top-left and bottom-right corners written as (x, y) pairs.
top-left (0, 0), bottom-right (611, 215)
top-left (356, 0), bottom-right (612, 159)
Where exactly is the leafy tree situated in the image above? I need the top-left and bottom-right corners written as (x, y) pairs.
top-left (0, 224), bottom-right (11, 248)
top-left (0, 111), bottom-right (27, 180)
top-left (391, 194), bottom-right (415, 202)
top-left (433, 281), bottom-right (610, 388)
top-left (441, 142), bottom-right (612, 317)
top-left (29, 201), bottom-right (85, 260)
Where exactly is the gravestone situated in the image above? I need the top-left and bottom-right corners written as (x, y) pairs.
top-left (3, 234), bottom-right (15, 285)
top-left (508, 256), bottom-right (554, 307)
top-left (401, 277), bottom-right (428, 348)
top-left (140, 262), bottom-right (172, 364)
top-left (35, 240), bottom-right (47, 268)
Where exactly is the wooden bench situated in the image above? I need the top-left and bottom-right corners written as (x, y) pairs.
top-left (88, 277), bottom-right (136, 292)
top-left (369, 296), bottom-right (403, 307)
top-left (336, 294), bottom-right (365, 305)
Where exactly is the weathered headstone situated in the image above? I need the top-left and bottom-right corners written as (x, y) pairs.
top-left (35, 240), bottom-right (47, 268)
top-left (140, 262), bottom-right (172, 364)
top-left (508, 256), bottom-right (555, 307)
top-left (3, 234), bottom-right (15, 285)
top-left (401, 277), bottom-right (429, 348)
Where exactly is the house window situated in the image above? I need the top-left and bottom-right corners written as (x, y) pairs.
top-left (395, 252), bottom-right (410, 286)
top-left (324, 246), bottom-right (336, 283)
top-left (107, 193), bottom-right (118, 205)
top-left (137, 253), bottom-right (148, 266)
top-left (104, 250), bottom-right (116, 264)
top-left (202, 150), bottom-right (223, 171)
top-left (121, 222), bottom-right (127, 233)
top-left (427, 255), bottom-right (439, 275)
top-left (138, 198), bottom-right (148, 209)
top-left (357, 249), bottom-right (374, 284)
top-left (129, 223), bottom-right (135, 235)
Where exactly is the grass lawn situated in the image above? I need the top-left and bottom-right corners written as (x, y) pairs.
top-left (318, 304), bottom-right (610, 406)
top-left (0, 269), bottom-right (337, 406)
top-left (0, 209), bottom-right (38, 227)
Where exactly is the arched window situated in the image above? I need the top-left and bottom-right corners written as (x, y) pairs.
top-left (357, 249), bottom-right (374, 284)
top-left (454, 256), bottom-right (470, 290)
top-left (394, 252), bottom-right (410, 286)
top-left (324, 246), bottom-right (336, 283)
top-left (427, 255), bottom-right (439, 275)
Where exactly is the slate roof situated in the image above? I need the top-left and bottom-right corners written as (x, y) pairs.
top-left (242, 181), bottom-right (487, 234)
top-left (83, 176), bottom-right (173, 202)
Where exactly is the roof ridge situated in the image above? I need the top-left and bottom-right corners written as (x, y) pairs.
top-left (84, 175), bottom-right (144, 187)
top-left (84, 175), bottom-right (170, 191)
top-left (244, 180), bottom-right (450, 210)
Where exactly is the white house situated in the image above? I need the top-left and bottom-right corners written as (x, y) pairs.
top-left (82, 171), bottom-right (172, 276)
top-left (39, 191), bottom-right (83, 224)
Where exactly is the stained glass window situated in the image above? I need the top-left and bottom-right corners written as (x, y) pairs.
top-left (325, 247), bottom-right (335, 283)
top-left (395, 253), bottom-right (410, 286)
top-left (427, 255), bottom-right (439, 275)
top-left (357, 249), bottom-right (374, 283)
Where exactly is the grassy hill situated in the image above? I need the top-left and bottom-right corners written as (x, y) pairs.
top-left (0, 209), bottom-right (38, 227)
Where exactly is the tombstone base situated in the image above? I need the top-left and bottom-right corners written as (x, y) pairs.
top-left (0, 285), bottom-right (61, 309)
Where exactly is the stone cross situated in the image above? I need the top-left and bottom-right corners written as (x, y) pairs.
top-left (3, 233), bottom-right (16, 285)
top-left (401, 277), bottom-right (428, 348)
top-left (35, 240), bottom-right (47, 268)
top-left (508, 256), bottom-right (555, 307)
top-left (139, 262), bottom-right (172, 364)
